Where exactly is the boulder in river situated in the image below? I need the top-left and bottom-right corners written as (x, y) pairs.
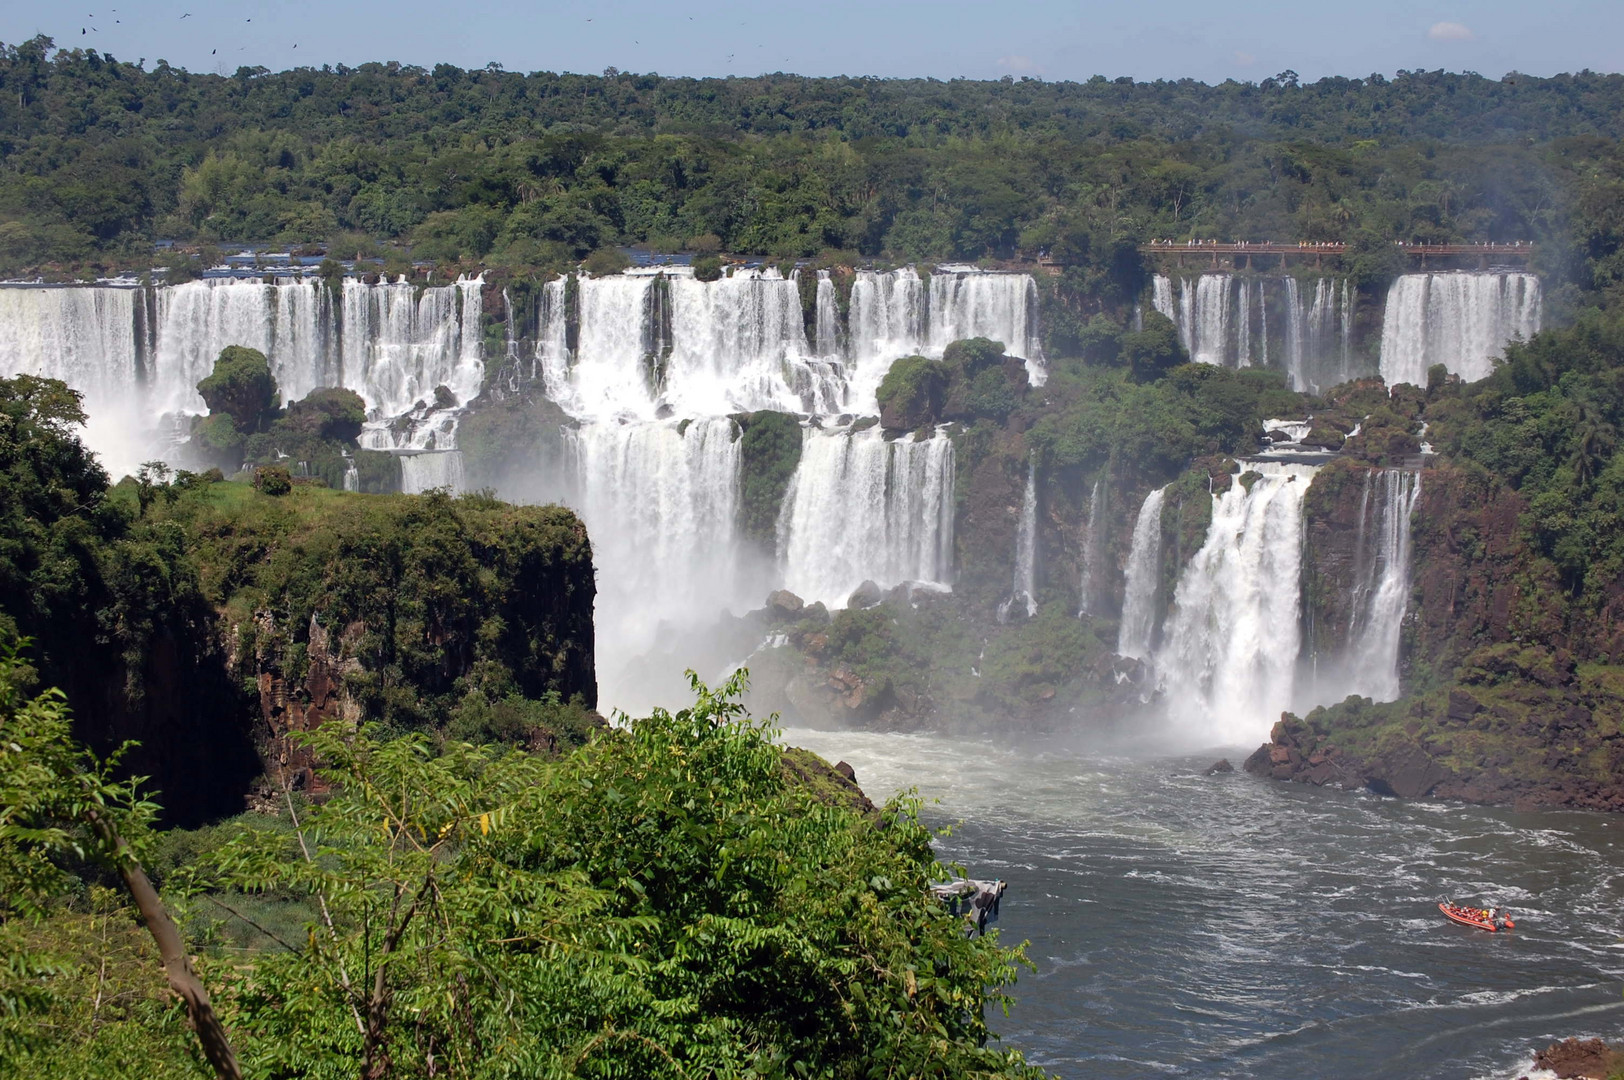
top-left (1204, 758), bottom-right (1234, 775)
top-left (848, 580), bottom-right (883, 609)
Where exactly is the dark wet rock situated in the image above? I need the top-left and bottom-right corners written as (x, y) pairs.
top-left (848, 580), bottom-right (883, 609)
top-left (655, 403), bottom-right (675, 419)
top-left (1533, 1037), bottom-right (1618, 1079)
top-left (834, 759), bottom-right (857, 783)
top-left (1446, 689), bottom-right (1482, 724)
top-left (1365, 741), bottom-right (1451, 799)
top-left (1204, 758), bottom-right (1234, 775)
top-left (801, 601), bottom-right (830, 625)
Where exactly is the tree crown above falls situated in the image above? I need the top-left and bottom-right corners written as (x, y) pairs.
top-left (196, 346), bottom-right (279, 434)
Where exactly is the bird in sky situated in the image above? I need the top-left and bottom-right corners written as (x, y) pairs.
top-left (81, 28), bottom-right (86, 34)
top-left (211, 48), bottom-right (216, 54)
top-left (180, 12), bottom-right (190, 17)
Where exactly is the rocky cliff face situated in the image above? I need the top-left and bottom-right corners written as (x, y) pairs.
top-left (1254, 462), bottom-right (1624, 810)
top-left (136, 484), bottom-right (599, 816)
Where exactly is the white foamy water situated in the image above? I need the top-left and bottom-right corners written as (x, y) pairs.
top-left (777, 424), bottom-right (955, 608)
top-left (1379, 272), bottom-right (1542, 386)
top-left (998, 459), bottom-right (1039, 622)
top-left (1155, 462), bottom-right (1320, 743)
top-left (1116, 486), bottom-right (1167, 660)
top-left (399, 449), bottom-right (466, 494)
top-left (1310, 468), bottom-right (1424, 704)
top-left (0, 277), bottom-right (483, 477)
top-left (1150, 273), bottom-right (1357, 392)
top-left (565, 417), bottom-right (748, 702)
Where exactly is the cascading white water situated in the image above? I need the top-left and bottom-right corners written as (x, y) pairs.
top-left (343, 460), bottom-right (360, 492)
top-left (667, 269), bottom-right (843, 415)
top-left (565, 418), bottom-right (746, 688)
top-left (0, 277), bottom-right (484, 477)
top-left (543, 274), bottom-right (658, 420)
top-left (998, 460), bottom-right (1039, 622)
top-left (1379, 272), bottom-right (1542, 386)
top-left (1115, 486), bottom-right (1167, 659)
top-left (399, 450), bottom-right (467, 494)
top-left (814, 270), bottom-right (844, 359)
top-left (845, 268), bottom-right (925, 410)
top-left (338, 276), bottom-right (484, 418)
top-left (928, 272), bottom-right (1047, 385)
top-left (1313, 468), bottom-right (1423, 704)
top-left (1078, 479), bottom-right (1104, 617)
top-left (777, 424), bottom-right (955, 608)
top-left (1154, 462), bottom-right (1320, 743)
top-left (1150, 274), bottom-right (1359, 392)
top-left (0, 285), bottom-right (149, 471)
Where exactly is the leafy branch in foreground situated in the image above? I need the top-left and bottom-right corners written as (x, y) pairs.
top-left (0, 633), bottom-right (240, 1078)
top-left (202, 669), bottom-right (1045, 1078)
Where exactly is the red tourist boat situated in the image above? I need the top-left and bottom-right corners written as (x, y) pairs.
top-left (1439, 902), bottom-right (1515, 931)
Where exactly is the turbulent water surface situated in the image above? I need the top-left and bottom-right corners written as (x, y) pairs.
top-left (782, 726), bottom-right (1624, 1080)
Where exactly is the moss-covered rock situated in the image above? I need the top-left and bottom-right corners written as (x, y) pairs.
top-left (877, 354), bottom-right (949, 432)
top-left (734, 411), bottom-right (803, 550)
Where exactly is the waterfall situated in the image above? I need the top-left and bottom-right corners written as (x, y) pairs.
top-left (1316, 469), bottom-right (1423, 704)
top-left (1282, 277), bottom-right (1305, 392)
top-left (1116, 486), bottom-right (1167, 659)
top-left (0, 285), bottom-right (147, 471)
top-left (535, 277), bottom-right (573, 405)
top-left (814, 270), bottom-right (844, 358)
top-left (1151, 277), bottom-right (1175, 337)
top-left (1154, 462), bottom-right (1320, 743)
top-left (1149, 274), bottom-right (1361, 392)
top-left (846, 268), bottom-right (925, 409)
top-left (666, 268), bottom-right (842, 415)
top-left (343, 460), bottom-right (360, 492)
top-left (928, 271), bottom-right (1047, 386)
top-left (1078, 479), bottom-right (1104, 617)
top-left (399, 450), bottom-right (466, 494)
top-left (566, 417), bottom-right (746, 668)
top-left (0, 277), bottom-right (483, 477)
top-left (998, 461), bottom-right (1038, 622)
top-left (1379, 272), bottom-right (1542, 386)
top-left (337, 276), bottom-right (484, 417)
top-left (546, 274), bottom-right (658, 420)
top-left (777, 424), bottom-right (955, 608)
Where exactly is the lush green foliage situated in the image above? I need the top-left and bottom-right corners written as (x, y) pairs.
top-left (9, 38), bottom-right (1624, 291)
top-left (877, 355), bottom-right (949, 431)
top-left (0, 634), bottom-right (175, 1068)
top-left (143, 479), bottom-right (598, 728)
top-left (194, 346), bottom-right (279, 435)
top-left (1428, 302), bottom-right (1624, 599)
top-left (735, 411), bottom-right (803, 547)
top-left (0, 672), bottom-right (1031, 1080)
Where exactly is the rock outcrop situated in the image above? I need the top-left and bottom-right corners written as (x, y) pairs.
top-left (1531, 1037), bottom-right (1619, 1079)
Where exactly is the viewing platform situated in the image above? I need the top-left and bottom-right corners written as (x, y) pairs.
top-left (1125, 241), bottom-right (1536, 270)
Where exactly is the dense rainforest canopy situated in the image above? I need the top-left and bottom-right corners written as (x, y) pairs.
top-left (5, 35), bottom-right (1624, 300)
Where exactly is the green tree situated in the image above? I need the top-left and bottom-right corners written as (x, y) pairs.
top-left (0, 634), bottom-right (241, 1078)
top-left (202, 672), bottom-right (1043, 1079)
top-left (1120, 311), bottom-right (1187, 383)
top-left (196, 346), bottom-right (280, 435)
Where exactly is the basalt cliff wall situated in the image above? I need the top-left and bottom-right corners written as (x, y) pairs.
top-left (1252, 462), bottom-right (1624, 810)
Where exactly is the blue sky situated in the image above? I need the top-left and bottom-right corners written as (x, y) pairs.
top-left (1, 0), bottom-right (1617, 83)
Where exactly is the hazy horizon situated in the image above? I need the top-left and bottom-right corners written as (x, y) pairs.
top-left (1, 0), bottom-right (1619, 86)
